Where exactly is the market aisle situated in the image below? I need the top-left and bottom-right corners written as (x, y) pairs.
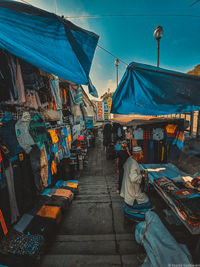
top-left (40, 131), bottom-right (140, 267)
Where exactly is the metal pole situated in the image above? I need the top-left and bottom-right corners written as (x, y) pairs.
top-left (54, 0), bottom-right (57, 14)
top-left (116, 64), bottom-right (118, 87)
top-left (190, 112), bottom-right (194, 136)
top-left (157, 39), bottom-right (160, 68)
top-left (197, 111), bottom-right (200, 138)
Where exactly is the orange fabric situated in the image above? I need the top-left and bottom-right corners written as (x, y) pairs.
top-left (67, 182), bottom-right (78, 188)
top-left (51, 160), bottom-right (57, 175)
top-left (37, 205), bottom-right (62, 224)
top-left (54, 189), bottom-right (73, 200)
top-left (67, 135), bottom-right (72, 149)
top-left (0, 210), bottom-right (8, 235)
top-left (59, 88), bottom-right (63, 104)
top-left (63, 89), bottom-right (67, 104)
top-left (165, 124), bottom-right (177, 134)
top-left (48, 130), bottom-right (59, 144)
top-left (126, 132), bottom-right (131, 140)
top-left (161, 146), bottom-right (165, 162)
top-left (132, 139), bottom-right (138, 147)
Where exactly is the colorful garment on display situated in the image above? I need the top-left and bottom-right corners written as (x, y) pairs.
top-left (48, 129), bottom-right (59, 144)
top-left (74, 86), bottom-right (83, 104)
top-left (165, 124), bottom-right (177, 137)
top-left (50, 160), bottom-right (57, 175)
top-left (29, 114), bottom-right (48, 150)
top-left (154, 177), bottom-right (200, 225)
top-left (143, 129), bottom-right (153, 140)
top-left (0, 112), bottom-right (23, 158)
top-left (133, 128), bottom-right (143, 140)
top-left (172, 131), bottom-right (185, 150)
top-left (153, 128), bottom-right (164, 141)
top-left (40, 146), bottom-right (48, 188)
top-left (15, 112), bottom-right (35, 154)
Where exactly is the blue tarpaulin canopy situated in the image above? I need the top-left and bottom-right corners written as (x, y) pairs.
top-left (111, 62), bottom-right (200, 115)
top-left (0, 0), bottom-right (99, 97)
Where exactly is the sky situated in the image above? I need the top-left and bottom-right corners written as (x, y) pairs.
top-left (15, 0), bottom-right (200, 100)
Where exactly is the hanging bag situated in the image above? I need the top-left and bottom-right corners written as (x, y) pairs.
top-left (42, 109), bottom-right (61, 122)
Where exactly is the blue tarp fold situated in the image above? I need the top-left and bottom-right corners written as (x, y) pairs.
top-left (0, 0), bottom-right (99, 93)
top-left (111, 62), bottom-right (200, 115)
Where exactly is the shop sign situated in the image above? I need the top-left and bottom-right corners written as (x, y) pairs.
top-left (107, 97), bottom-right (112, 112)
top-left (97, 101), bottom-right (104, 121)
top-left (104, 102), bottom-right (109, 121)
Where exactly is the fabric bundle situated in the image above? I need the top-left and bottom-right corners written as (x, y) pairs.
top-left (54, 189), bottom-right (73, 200)
top-left (0, 230), bottom-right (45, 260)
top-left (36, 205), bottom-right (62, 224)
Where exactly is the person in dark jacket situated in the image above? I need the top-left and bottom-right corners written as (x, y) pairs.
top-left (116, 141), bottom-right (131, 194)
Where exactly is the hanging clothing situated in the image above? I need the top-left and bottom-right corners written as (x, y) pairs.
top-left (50, 76), bottom-right (62, 109)
top-left (15, 112), bottom-right (35, 154)
top-left (29, 146), bottom-right (44, 193)
top-left (153, 128), bottom-right (164, 141)
top-left (5, 163), bottom-right (20, 223)
top-left (0, 112), bottom-right (23, 158)
top-left (0, 50), bottom-right (15, 101)
top-left (133, 128), bottom-right (143, 140)
top-left (20, 58), bottom-right (45, 91)
top-left (143, 129), bottom-right (153, 140)
top-left (40, 145), bottom-right (48, 189)
top-left (9, 56), bottom-right (26, 104)
top-left (48, 129), bottom-right (59, 145)
top-left (29, 114), bottom-right (48, 150)
top-left (24, 89), bottom-right (41, 110)
top-left (165, 124), bottom-right (177, 137)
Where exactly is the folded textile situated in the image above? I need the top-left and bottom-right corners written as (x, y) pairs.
top-left (66, 182), bottom-right (78, 188)
top-left (24, 215), bottom-right (55, 239)
top-left (37, 205), bottom-right (62, 224)
top-left (41, 188), bottom-right (56, 196)
top-left (0, 230), bottom-right (44, 260)
top-left (14, 214), bottom-right (34, 233)
top-left (39, 195), bottom-right (70, 211)
top-left (54, 189), bottom-right (73, 200)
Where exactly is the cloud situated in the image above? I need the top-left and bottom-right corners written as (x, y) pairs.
top-left (64, 12), bottom-right (92, 31)
top-left (171, 38), bottom-right (187, 47)
top-left (13, 0), bottom-right (54, 12)
top-left (104, 79), bottom-right (116, 92)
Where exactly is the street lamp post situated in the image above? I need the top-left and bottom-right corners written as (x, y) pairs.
top-left (153, 26), bottom-right (163, 67)
top-left (115, 58), bottom-right (119, 87)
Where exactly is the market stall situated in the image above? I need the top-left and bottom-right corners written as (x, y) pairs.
top-left (0, 1), bottom-right (99, 265)
top-left (111, 62), bottom-right (200, 238)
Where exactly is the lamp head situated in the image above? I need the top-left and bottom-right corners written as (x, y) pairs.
top-left (153, 26), bottom-right (163, 40)
top-left (115, 58), bottom-right (119, 66)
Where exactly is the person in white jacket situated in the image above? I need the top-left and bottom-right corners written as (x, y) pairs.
top-left (120, 146), bottom-right (151, 222)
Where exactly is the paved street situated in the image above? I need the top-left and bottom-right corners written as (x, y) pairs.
top-left (40, 132), bottom-right (140, 267)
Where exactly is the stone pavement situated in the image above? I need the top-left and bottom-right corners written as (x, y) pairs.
top-left (40, 132), bottom-right (141, 267)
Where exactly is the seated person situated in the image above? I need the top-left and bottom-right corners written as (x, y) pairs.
top-left (120, 146), bottom-right (151, 222)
